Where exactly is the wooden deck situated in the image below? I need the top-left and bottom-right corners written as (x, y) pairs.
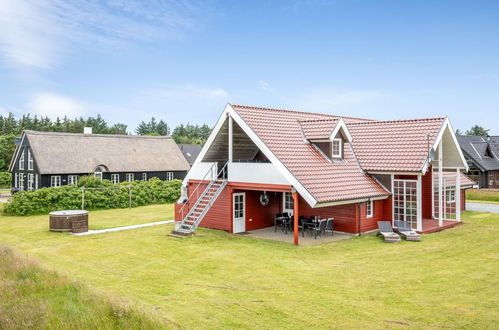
top-left (419, 219), bottom-right (461, 234)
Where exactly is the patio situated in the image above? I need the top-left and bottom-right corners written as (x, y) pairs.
top-left (242, 226), bottom-right (351, 246)
top-left (420, 219), bottom-right (461, 234)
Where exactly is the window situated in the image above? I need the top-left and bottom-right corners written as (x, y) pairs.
top-left (27, 149), bottom-right (34, 170)
top-left (166, 172), bottom-right (174, 181)
top-left (18, 173), bottom-right (24, 190)
top-left (27, 173), bottom-right (34, 190)
top-left (283, 192), bottom-right (294, 215)
top-left (366, 200), bottom-right (374, 218)
top-left (125, 173), bottom-right (134, 182)
top-left (35, 174), bottom-right (38, 190)
top-left (68, 175), bottom-right (78, 185)
top-left (446, 189), bottom-right (456, 203)
top-left (94, 167), bottom-right (104, 181)
top-left (332, 138), bottom-right (342, 158)
top-left (51, 176), bottom-right (61, 187)
top-left (111, 174), bottom-right (119, 184)
top-left (14, 173), bottom-right (18, 188)
top-left (142, 173), bottom-right (147, 181)
top-left (19, 148), bottom-right (25, 170)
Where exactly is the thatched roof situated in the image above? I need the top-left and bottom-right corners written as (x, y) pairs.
top-left (19, 130), bottom-right (190, 174)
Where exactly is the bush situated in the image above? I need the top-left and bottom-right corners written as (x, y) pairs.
top-left (4, 178), bottom-right (182, 216)
top-left (0, 172), bottom-right (11, 188)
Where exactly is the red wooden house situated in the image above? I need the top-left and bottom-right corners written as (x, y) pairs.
top-left (174, 104), bottom-right (475, 244)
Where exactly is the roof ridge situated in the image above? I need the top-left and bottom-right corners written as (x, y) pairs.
top-left (230, 103), bottom-right (374, 122)
top-left (347, 116), bottom-right (446, 126)
top-left (23, 130), bottom-right (172, 139)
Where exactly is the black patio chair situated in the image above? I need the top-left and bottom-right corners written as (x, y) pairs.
top-left (298, 216), bottom-right (309, 237)
top-left (274, 213), bottom-right (284, 232)
top-left (310, 219), bottom-right (327, 239)
top-left (325, 218), bottom-right (334, 236)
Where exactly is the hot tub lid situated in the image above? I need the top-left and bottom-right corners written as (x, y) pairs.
top-left (49, 210), bottom-right (88, 216)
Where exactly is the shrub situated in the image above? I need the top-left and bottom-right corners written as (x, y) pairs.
top-left (0, 171), bottom-right (11, 188)
top-left (4, 178), bottom-right (182, 216)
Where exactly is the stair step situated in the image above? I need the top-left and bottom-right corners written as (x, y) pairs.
top-left (171, 229), bottom-right (193, 236)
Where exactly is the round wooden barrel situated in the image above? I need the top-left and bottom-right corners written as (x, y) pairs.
top-left (49, 210), bottom-right (88, 233)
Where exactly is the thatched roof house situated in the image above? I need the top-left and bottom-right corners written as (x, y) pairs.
top-left (9, 130), bottom-right (190, 190)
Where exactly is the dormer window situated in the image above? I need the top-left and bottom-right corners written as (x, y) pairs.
top-left (332, 138), bottom-right (342, 159)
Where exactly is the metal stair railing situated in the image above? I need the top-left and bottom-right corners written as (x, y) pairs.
top-left (176, 162), bottom-right (228, 232)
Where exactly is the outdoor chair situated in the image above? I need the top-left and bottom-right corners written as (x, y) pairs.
top-left (325, 218), bottom-right (334, 236)
top-left (298, 216), bottom-right (309, 237)
top-left (394, 220), bottom-right (421, 242)
top-left (310, 219), bottom-right (327, 239)
top-left (274, 213), bottom-right (284, 232)
top-left (377, 221), bottom-right (401, 243)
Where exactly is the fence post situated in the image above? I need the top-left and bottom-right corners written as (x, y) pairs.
top-left (81, 187), bottom-right (85, 210)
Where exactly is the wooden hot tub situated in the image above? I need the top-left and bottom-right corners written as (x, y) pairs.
top-left (49, 210), bottom-right (88, 233)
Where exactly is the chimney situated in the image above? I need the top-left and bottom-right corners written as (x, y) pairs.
top-left (83, 127), bottom-right (92, 134)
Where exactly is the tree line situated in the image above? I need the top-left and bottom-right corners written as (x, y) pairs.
top-left (0, 113), bottom-right (213, 172)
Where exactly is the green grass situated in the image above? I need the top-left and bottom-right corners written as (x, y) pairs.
top-left (0, 245), bottom-right (165, 329)
top-left (467, 200), bottom-right (499, 205)
top-left (0, 206), bottom-right (498, 328)
top-left (467, 189), bottom-right (499, 202)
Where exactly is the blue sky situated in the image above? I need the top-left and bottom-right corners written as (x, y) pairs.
top-left (1, 0), bottom-right (499, 134)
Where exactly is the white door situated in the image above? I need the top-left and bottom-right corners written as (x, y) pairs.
top-left (393, 179), bottom-right (419, 230)
top-left (233, 193), bottom-right (246, 233)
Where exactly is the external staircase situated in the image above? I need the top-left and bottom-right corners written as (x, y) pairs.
top-left (172, 162), bottom-right (227, 236)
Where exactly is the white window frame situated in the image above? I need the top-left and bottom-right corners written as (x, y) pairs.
top-left (94, 167), bottom-right (104, 181)
top-left (332, 138), bottom-right (342, 158)
top-left (68, 175), bottom-right (78, 185)
top-left (14, 173), bottom-right (18, 188)
top-left (446, 189), bottom-right (456, 203)
top-left (142, 173), bottom-right (147, 181)
top-left (111, 174), bottom-right (119, 184)
top-left (366, 200), bottom-right (374, 218)
top-left (35, 174), bottom-right (38, 190)
top-left (27, 149), bottom-right (34, 170)
top-left (283, 192), bottom-right (294, 216)
top-left (18, 173), bottom-right (24, 190)
top-left (166, 172), bottom-right (174, 181)
top-left (51, 175), bottom-right (61, 187)
top-left (125, 173), bottom-right (134, 182)
top-left (27, 173), bottom-right (34, 190)
top-left (19, 148), bottom-right (25, 170)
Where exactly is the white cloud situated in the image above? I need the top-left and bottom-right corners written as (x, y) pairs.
top-left (144, 84), bottom-right (230, 100)
top-left (0, 0), bottom-right (210, 69)
top-left (27, 92), bottom-right (86, 118)
top-left (292, 88), bottom-right (390, 112)
top-left (258, 80), bottom-right (271, 91)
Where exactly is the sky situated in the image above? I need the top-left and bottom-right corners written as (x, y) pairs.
top-left (1, 0), bottom-right (499, 134)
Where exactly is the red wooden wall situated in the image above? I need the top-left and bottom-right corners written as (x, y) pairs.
top-left (235, 190), bottom-right (280, 231)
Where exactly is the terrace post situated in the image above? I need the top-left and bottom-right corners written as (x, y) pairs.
top-left (292, 190), bottom-right (299, 245)
top-left (438, 140), bottom-right (443, 227)
top-left (456, 168), bottom-right (461, 222)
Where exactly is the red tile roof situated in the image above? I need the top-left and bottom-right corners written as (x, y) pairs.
top-left (433, 171), bottom-right (477, 188)
top-left (231, 104), bottom-right (389, 203)
top-left (347, 118), bottom-right (446, 172)
top-left (298, 119), bottom-right (338, 140)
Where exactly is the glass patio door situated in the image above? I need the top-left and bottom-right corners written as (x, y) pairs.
top-left (393, 179), bottom-right (418, 229)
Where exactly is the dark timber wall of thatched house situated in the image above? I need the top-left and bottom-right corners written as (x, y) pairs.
top-left (9, 130), bottom-right (190, 190)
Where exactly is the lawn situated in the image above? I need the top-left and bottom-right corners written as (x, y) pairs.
top-left (466, 189), bottom-right (499, 203)
top-left (0, 205), bottom-right (498, 328)
top-left (0, 245), bottom-right (164, 329)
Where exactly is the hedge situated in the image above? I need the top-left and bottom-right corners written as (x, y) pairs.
top-left (4, 177), bottom-right (182, 216)
top-left (0, 172), bottom-right (11, 188)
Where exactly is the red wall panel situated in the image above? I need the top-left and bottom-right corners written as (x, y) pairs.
top-left (238, 190), bottom-right (280, 231)
top-left (359, 199), bottom-right (386, 232)
top-left (422, 168), bottom-right (433, 219)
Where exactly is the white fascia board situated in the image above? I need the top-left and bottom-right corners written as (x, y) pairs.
top-left (314, 194), bottom-right (389, 208)
top-left (181, 104), bottom-right (231, 186)
top-left (227, 105), bottom-right (318, 208)
top-left (430, 118), bottom-right (469, 172)
top-left (329, 118), bottom-right (353, 142)
top-left (8, 132), bottom-right (25, 172)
